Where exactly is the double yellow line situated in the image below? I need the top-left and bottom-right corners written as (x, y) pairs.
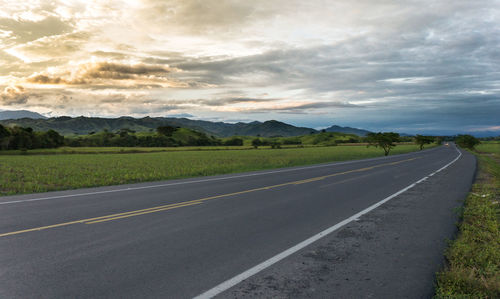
top-left (0, 157), bottom-right (418, 238)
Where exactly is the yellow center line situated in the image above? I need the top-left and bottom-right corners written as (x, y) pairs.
top-left (0, 200), bottom-right (204, 238)
top-left (85, 201), bottom-right (204, 224)
top-left (0, 157), bottom-right (418, 238)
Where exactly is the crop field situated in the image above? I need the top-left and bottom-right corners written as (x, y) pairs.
top-left (0, 144), bottom-right (434, 196)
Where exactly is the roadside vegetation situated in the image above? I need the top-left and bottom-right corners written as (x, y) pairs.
top-left (0, 144), bottom-right (432, 196)
top-left (455, 134), bottom-right (481, 150)
top-left (435, 141), bottom-right (500, 298)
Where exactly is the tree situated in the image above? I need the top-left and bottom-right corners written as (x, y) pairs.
top-left (282, 137), bottom-right (302, 145)
top-left (223, 137), bottom-right (243, 146)
top-left (251, 138), bottom-right (262, 148)
top-left (455, 134), bottom-right (480, 150)
top-left (8, 126), bottom-right (35, 150)
top-left (270, 141), bottom-right (281, 149)
top-left (117, 128), bottom-right (135, 137)
top-left (414, 135), bottom-right (435, 150)
top-left (366, 132), bottom-right (400, 156)
top-left (157, 126), bottom-right (177, 137)
top-left (0, 124), bottom-right (9, 138)
top-left (37, 130), bottom-right (65, 148)
top-left (0, 124), bottom-right (11, 150)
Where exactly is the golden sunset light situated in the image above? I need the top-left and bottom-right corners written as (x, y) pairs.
top-left (0, 0), bottom-right (498, 134)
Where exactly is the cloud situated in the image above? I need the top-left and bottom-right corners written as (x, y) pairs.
top-left (467, 125), bottom-right (500, 132)
top-left (165, 113), bottom-right (194, 118)
top-left (0, 15), bottom-right (74, 45)
top-left (27, 74), bottom-right (68, 84)
top-left (85, 62), bottom-right (172, 78)
top-left (0, 85), bottom-right (29, 105)
top-left (221, 101), bottom-right (362, 114)
top-left (199, 97), bottom-right (279, 106)
top-left (26, 61), bottom-right (181, 87)
top-left (0, 0), bottom-right (498, 133)
top-left (135, 0), bottom-right (267, 35)
top-left (7, 31), bottom-right (90, 61)
top-left (91, 51), bottom-right (129, 60)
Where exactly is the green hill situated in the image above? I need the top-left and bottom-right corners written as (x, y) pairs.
top-left (324, 125), bottom-right (371, 136)
top-left (0, 114), bottom-right (372, 138)
top-left (0, 116), bottom-right (316, 137)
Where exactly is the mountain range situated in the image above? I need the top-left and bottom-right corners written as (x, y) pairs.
top-left (0, 110), bottom-right (47, 120)
top-left (0, 110), bottom-right (371, 137)
top-left (324, 125), bottom-right (371, 136)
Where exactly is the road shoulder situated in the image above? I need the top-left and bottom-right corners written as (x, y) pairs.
top-left (220, 149), bottom-right (476, 298)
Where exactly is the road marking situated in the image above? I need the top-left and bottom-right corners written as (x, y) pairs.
top-left (0, 147), bottom-right (441, 206)
top-left (85, 201), bottom-right (204, 224)
top-left (0, 200), bottom-right (203, 237)
top-left (193, 146), bottom-right (462, 299)
top-left (0, 157), bottom-right (418, 238)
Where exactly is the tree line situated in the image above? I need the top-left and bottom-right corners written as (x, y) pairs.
top-left (0, 123), bottom-right (483, 152)
top-left (0, 125), bottom-right (64, 150)
top-left (65, 127), bottom-right (221, 148)
top-left (0, 125), bottom-right (223, 150)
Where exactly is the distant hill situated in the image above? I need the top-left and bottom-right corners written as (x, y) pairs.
top-left (324, 125), bottom-right (371, 136)
top-left (0, 110), bottom-right (47, 120)
top-left (0, 116), bottom-right (317, 137)
top-left (0, 114), bottom-right (374, 138)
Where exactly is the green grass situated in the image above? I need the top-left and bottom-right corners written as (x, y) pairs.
top-left (0, 144), bottom-right (432, 196)
top-left (476, 141), bottom-right (500, 154)
top-left (0, 146), bottom-right (257, 155)
top-left (0, 144), bottom-right (330, 155)
top-left (435, 142), bottom-right (500, 298)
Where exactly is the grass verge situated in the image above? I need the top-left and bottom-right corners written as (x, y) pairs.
top-left (0, 144), bottom-right (433, 196)
top-left (435, 142), bottom-right (500, 298)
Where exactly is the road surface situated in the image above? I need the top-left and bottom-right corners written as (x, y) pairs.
top-left (0, 145), bottom-right (475, 298)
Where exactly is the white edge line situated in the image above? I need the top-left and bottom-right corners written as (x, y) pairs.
top-left (193, 146), bottom-right (462, 299)
top-left (0, 146), bottom-right (442, 205)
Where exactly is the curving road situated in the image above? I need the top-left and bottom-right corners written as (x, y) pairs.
top-left (0, 145), bottom-right (475, 298)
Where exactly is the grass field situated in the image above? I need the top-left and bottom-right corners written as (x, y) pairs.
top-left (435, 142), bottom-right (500, 298)
top-left (0, 146), bottom-right (257, 155)
top-left (0, 144), bottom-right (432, 196)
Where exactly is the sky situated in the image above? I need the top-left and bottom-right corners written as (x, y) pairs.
top-left (0, 0), bottom-right (499, 135)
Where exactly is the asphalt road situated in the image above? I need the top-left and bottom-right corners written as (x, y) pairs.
top-left (0, 145), bottom-right (475, 298)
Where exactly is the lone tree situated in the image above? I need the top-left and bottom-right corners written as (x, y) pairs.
top-left (414, 135), bottom-right (435, 150)
top-left (455, 134), bottom-right (480, 150)
top-left (366, 132), bottom-right (400, 156)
